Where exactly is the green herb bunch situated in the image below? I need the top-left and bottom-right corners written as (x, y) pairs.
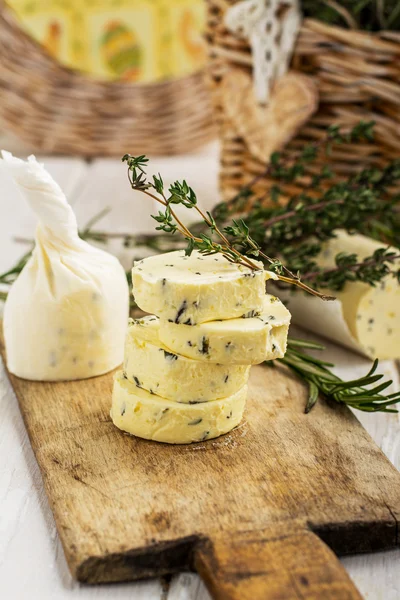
top-left (302, 0), bottom-right (400, 31)
top-left (213, 122), bottom-right (400, 293)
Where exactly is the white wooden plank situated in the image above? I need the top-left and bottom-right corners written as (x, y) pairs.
top-left (72, 158), bottom-right (156, 235)
top-left (167, 574), bottom-right (210, 600)
top-left (144, 141), bottom-right (221, 215)
top-left (341, 549), bottom-right (400, 600)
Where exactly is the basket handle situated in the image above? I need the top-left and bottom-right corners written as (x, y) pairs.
top-left (194, 525), bottom-right (362, 600)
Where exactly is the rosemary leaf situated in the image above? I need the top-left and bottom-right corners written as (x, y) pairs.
top-left (275, 342), bottom-right (399, 413)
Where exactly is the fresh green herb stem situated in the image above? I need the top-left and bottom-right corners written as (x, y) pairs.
top-left (274, 338), bottom-right (400, 413)
top-left (122, 154), bottom-right (334, 300)
top-left (216, 121), bottom-right (400, 292)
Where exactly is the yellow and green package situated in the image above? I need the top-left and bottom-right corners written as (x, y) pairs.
top-left (6, 0), bottom-right (207, 82)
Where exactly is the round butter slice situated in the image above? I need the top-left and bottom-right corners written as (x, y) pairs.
top-left (124, 316), bottom-right (250, 402)
top-left (277, 230), bottom-right (400, 360)
top-left (131, 250), bottom-right (276, 325)
top-left (159, 294), bottom-right (291, 365)
top-left (111, 371), bottom-right (247, 444)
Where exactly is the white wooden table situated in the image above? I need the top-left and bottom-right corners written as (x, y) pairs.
top-left (0, 142), bottom-right (399, 600)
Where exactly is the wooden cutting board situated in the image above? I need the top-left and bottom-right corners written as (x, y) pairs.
top-left (1, 330), bottom-right (400, 600)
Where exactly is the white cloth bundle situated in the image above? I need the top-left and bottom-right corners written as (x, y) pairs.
top-left (275, 230), bottom-right (400, 359)
top-left (1, 152), bottom-right (129, 381)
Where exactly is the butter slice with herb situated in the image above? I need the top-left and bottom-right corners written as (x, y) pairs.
top-left (159, 294), bottom-right (291, 365)
top-left (111, 371), bottom-right (247, 444)
top-left (131, 250), bottom-right (277, 325)
top-left (124, 316), bottom-right (250, 402)
top-left (279, 230), bottom-right (400, 360)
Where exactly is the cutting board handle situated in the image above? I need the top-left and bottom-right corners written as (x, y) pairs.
top-left (194, 526), bottom-right (363, 600)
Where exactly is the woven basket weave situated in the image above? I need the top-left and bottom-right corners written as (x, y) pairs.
top-left (206, 0), bottom-right (400, 205)
top-left (0, 1), bottom-right (215, 157)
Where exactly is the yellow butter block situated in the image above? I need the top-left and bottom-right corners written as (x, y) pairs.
top-left (124, 315), bottom-right (250, 402)
top-left (159, 294), bottom-right (291, 365)
top-left (131, 250), bottom-right (277, 325)
top-left (111, 370), bottom-right (247, 444)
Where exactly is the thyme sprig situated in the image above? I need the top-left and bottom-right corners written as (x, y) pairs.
top-left (123, 154), bottom-right (255, 269)
top-left (301, 247), bottom-right (400, 290)
top-left (122, 154), bottom-right (334, 301)
top-left (274, 338), bottom-right (400, 413)
top-left (214, 121), bottom-right (400, 292)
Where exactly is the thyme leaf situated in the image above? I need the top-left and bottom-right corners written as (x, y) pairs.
top-left (213, 121), bottom-right (400, 292)
top-left (121, 155), bottom-right (334, 301)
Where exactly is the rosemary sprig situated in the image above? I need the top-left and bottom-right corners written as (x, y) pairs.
top-left (274, 338), bottom-right (400, 413)
top-left (122, 154), bottom-right (334, 301)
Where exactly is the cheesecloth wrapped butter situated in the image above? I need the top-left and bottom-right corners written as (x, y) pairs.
top-left (1, 152), bottom-right (129, 381)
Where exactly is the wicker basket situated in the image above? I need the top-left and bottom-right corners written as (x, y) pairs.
top-left (206, 0), bottom-right (400, 205)
top-left (0, 1), bottom-right (215, 157)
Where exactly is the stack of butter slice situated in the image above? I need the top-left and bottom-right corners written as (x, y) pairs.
top-left (111, 250), bottom-right (291, 444)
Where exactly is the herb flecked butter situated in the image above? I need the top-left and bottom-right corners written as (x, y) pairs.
top-left (124, 316), bottom-right (250, 402)
top-left (2, 152), bottom-right (129, 381)
top-left (131, 249), bottom-right (277, 325)
top-left (111, 370), bottom-right (247, 444)
top-left (159, 293), bottom-right (291, 365)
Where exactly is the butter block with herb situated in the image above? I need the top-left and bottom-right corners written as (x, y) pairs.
top-left (279, 230), bottom-right (400, 359)
top-left (1, 152), bottom-right (129, 381)
top-left (111, 370), bottom-right (247, 444)
top-left (124, 316), bottom-right (250, 402)
top-left (159, 294), bottom-right (291, 365)
top-left (131, 250), bottom-right (277, 325)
